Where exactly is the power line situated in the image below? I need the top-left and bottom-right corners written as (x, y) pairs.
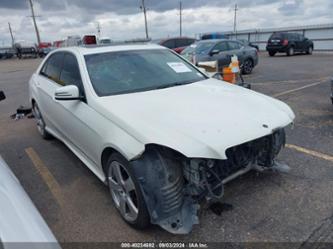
top-left (179, 1), bottom-right (182, 37)
top-left (28, 0), bottom-right (41, 44)
top-left (233, 3), bottom-right (238, 39)
top-left (140, 0), bottom-right (149, 39)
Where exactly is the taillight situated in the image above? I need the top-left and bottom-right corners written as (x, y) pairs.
top-left (282, 39), bottom-right (289, 46)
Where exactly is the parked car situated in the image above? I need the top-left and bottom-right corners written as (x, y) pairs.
top-left (0, 47), bottom-right (15, 59)
top-left (98, 37), bottom-right (112, 45)
top-left (38, 42), bottom-right (53, 58)
top-left (29, 44), bottom-right (294, 234)
top-left (181, 39), bottom-right (258, 74)
top-left (238, 39), bottom-right (259, 51)
top-left (266, 32), bottom-right (314, 56)
top-left (152, 37), bottom-right (196, 53)
top-left (14, 41), bottom-right (38, 59)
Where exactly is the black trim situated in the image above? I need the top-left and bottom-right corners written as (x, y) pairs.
top-left (55, 96), bottom-right (85, 101)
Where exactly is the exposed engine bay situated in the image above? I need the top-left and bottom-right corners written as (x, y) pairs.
top-left (131, 128), bottom-right (288, 234)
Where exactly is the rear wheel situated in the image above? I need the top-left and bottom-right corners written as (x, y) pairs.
top-left (242, 59), bottom-right (254, 74)
top-left (287, 46), bottom-right (294, 56)
top-left (32, 103), bottom-right (53, 139)
top-left (268, 51), bottom-right (276, 57)
top-left (306, 46), bottom-right (313, 55)
top-left (107, 153), bottom-right (150, 229)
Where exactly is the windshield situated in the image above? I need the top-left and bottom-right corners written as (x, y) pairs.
top-left (85, 49), bottom-right (206, 96)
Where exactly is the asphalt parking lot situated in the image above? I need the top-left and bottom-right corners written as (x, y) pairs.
top-left (0, 52), bottom-right (333, 246)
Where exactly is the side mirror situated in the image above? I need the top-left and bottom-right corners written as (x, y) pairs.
top-left (209, 49), bottom-right (220, 56)
top-left (0, 91), bottom-right (5, 101)
top-left (54, 85), bottom-right (83, 101)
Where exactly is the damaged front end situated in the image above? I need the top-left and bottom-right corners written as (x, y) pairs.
top-left (130, 128), bottom-right (287, 234)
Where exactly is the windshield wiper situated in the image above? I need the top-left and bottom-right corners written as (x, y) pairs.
top-left (154, 80), bottom-right (197, 90)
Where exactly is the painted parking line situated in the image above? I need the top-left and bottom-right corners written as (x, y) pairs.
top-left (273, 79), bottom-right (327, 97)
top-left (286, 144), bottom-right (333, 163)
top-left (25, 147), bottom-right (64, 208)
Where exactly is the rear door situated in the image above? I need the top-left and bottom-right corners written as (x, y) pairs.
top-left (298, 34), bottom-right (307, 51)
top-left (289, 33), bottom-right (300, 50)
top-left (227, 40), bottom-right (246, 63)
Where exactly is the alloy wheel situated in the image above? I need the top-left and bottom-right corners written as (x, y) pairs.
top-left (33, 105), bottom-right (46, 136)
top-left (243, 59), bottom-right (253, 74)
top-left (108, 161), bottom-right (139, 222)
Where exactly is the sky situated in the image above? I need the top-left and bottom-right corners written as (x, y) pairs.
top-left (0, 0), bottom-right (332, 46)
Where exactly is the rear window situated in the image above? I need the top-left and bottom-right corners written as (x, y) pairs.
top-left (162, 39), bottom-right (176, 49)
top-left (175, 38), bottom-right (195, 48)
top-left (269, 33), bottom-right (285, 40)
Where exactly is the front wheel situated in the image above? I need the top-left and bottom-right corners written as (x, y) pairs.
top-left (32, 103), bottom-right (53, 139)
top-left (242, 59), bottom-right (254, 74)
top-left (268, 51), bottom-right (276, 56)
top-left (107, 153), bottom-right (150, 229)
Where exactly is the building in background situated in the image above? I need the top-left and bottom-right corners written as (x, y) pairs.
top-left (198, 23), bottom-right (333, 51)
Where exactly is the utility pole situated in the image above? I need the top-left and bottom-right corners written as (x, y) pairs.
top-left (179, 1), bottom-right (182, 37)
top-left (28, 0), bottom-right (41, 45)
top-left (233, 3), bottom-right (238, 39)
top-left (97, 22), bottom-right (101, 38)
top-left (8, 22), bottom-right (15, 47)
top-left (140, 0), bottom-right (149, 39)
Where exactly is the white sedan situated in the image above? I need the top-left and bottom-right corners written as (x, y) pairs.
top-left (29, 44), bottom-right (295, 234)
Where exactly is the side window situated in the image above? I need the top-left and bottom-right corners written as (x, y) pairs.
top-left (228, 41), bottom-right (241, 50)
top-left (41, 53), bottom-right (64, 84)
top-left (60, 53), bottom-right (84, 94)
top-left (163, 39), bottom-right (176, 49)
top-left (40, 60), bottom-right (49, 76)
top-left (289, 33), bottom-right (297, 41)
top-left (213, 42), bottom-right (228, 52)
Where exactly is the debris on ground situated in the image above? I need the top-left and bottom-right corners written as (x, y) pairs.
top-left (10, 105), bottom-right (33, 120)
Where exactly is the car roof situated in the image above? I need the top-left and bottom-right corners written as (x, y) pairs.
top-left (51, 44), bottom-right (167, 56)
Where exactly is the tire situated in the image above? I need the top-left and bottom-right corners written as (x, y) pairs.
top-left (268, 51), bottom-right (276, 57)
top-left (242, 58), bottom-right (254, 74)
top-left (287, 46), bottom-right (294, 56)
top-left (106, 152), bottom-right (150, 229)
top-left (32, 103), bottom-right (53, 139)
top-left (306, 46), bottom-right (313, 55)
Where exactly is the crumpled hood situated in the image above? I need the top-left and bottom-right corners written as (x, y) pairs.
top-left (96, 78), bottom-right (295, 159)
